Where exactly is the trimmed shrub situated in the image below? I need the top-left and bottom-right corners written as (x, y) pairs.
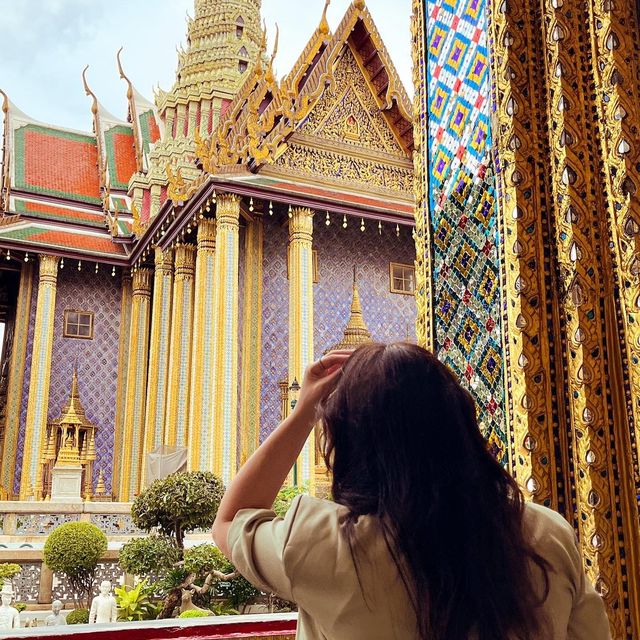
top-left (0, 563), bottom-right (21, 583)
top-left (184, 544), bottom-right (232, 576)
top-left (119, 535), bottom-right (180, 578)
top-left (66, 608), bottom-right (89, 625)
top-left (178, 608), bottom-right (212, 618)
top-left (132, 471), bottom-right (225, 548)
top-left (43, 522), bottom-right (107, 607)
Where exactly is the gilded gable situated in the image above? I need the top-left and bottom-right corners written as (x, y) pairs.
top-left (299, 46), bottom-right (406, 156)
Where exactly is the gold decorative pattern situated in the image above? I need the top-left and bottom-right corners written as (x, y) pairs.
top-left (212, 194), bottom-right (241, 483)
top-left (164, 244), bottom-right (196, 448)
top-left (118, 268), bottom-right (152, 501)
top-left (239, 216), bottom-right (263, 465)
top-left (288, 207), bottom-right (315, 492)
top-left (19, 255), bottom-right (59, 500)
top-left (487, 0), bottom-right (560, 511)
top-left (0, 262), bottom-right (33, 495)
top-left (188, 218), bottom-right (217, 472)
top-left (141, 248), bottom-right (174, 483)
top-left (112, 270), bottom-right (132, 499)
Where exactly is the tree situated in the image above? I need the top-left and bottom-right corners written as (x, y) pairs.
top-left (273, 483), bottom-right (309, 518)
top-left (119, 535), bottom-right (180, 578)
top-left (44, 522), bottom-right (107, 607)
top-left (131, 471), bottom-right (225, 548)
top-left (0, 563), bottom-right (21, 585)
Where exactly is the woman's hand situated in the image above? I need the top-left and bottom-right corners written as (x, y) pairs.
top-left (294, 350), bottom-right (354, 423)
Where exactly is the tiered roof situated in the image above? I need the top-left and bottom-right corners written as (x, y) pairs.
top-left (0, 0), bottom-right (414, 265)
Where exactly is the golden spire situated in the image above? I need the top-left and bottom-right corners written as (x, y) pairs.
top-left (95, 469), bottom-right (106, 496)
top-left (168, 0), bottom-right (263, 100)
top-left (58, 366), bottom-right (91, 426)
top-left (327, 268), bottom-right (372, 351)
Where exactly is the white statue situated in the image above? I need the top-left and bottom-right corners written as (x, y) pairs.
top-left (89, 580), bottom-right (117, 624)
top-left (0, 584), bottom-right (20, 629)
top-left (45, 599), bottom-right (66, 626)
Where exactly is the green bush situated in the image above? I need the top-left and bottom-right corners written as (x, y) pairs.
top-left (115, 579), bottom-right (159, 621)
top-left (119, 535), bottom-right (180, 578)
top-left (184, 544), bottom-right (232, 576)
top-left (0, 563), bottom-right (21, 583)
top-left (273, 483), bottom-right (308, 518)
top-left (44, 522), bottom-right (107, 607)
top-left (13, 603), bottom-right (26, 613)
top-left (66, 608), bottom-right (89, 625)
top-left (132, 471), bottom-right (225, 548)
top-left (178, 608), bottom-right (213, 618)
top-left (217, 574), bottom-right (261, 611)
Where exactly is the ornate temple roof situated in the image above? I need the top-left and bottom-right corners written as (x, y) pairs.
top-left (0, 0), bottom-right (414, 264)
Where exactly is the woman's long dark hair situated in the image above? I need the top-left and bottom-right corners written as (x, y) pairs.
top-left (319, 343), bottom-right (550, 640)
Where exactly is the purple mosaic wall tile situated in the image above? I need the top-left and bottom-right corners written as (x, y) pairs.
top-left (47, 267), bottom-right (122, 492)
top-left (259, 211), bottom-right (417, 442)
top-left (314, 220), bottom-right (417, 355)
top-left (15, 266), bottom-right (122, 494)
top-left (260, 212), bottom-right (289, 441)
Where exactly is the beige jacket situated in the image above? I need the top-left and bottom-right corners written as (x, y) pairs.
top-left (229, 495), bottom-right (612, 639)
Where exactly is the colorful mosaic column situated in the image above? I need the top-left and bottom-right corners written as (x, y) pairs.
top-left (188, 219), bottom-right (216, 471)
top-left (240, 216), bottom-right (263, 464)
top-left (19, 255), bottom-right (59, 500)
top-left (112, 270), bottom-right (132, 497)
top-left (212, 193), bottom-right (241, 483)
top-left (164, 244), bottom-right (196, 447)
top-left (0, 262), bottom-right (33, 495)
top-left (288, 207), bottom-right (315, 492)
top-left (119, 268), bottom-right (152, 502)
top-left (142, 248), bottom-right (174, 480)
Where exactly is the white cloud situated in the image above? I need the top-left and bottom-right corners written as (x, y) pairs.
top-left (0, 0), bottom-right (412, 132)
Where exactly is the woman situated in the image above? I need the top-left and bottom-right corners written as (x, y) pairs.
top-left (212, 343), bottom-right (611, 639)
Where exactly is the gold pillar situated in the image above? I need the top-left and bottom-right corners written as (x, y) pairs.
top-left (142, 248), bottom-right (174, 478)
top-left (164, 244), bottom-right (196, 447)
top-left (1, 262), bottom-right (33, 495)
top-left (188, 219), bottom-right (216, 471)
top-left (19, 255), bottom-right (59, 500)
top-left (239, 216), bottom-right (263, 464)
top-left (112, 270), bottom-right (132, 498)
top-left (119, 268), bottom-right (152, 502)
top-left (288, 207), bottom-right (315, 492)
top-left (212, 193), bottom-right (241, 483)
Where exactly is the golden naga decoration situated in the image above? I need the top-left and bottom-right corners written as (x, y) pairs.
top-left (131, 200), bottom-right (143, 235)
top-left (166, 162), bottom-right (206, 202)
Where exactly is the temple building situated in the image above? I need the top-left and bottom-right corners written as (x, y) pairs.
top-left (0, 0), bottom-right (417, 501)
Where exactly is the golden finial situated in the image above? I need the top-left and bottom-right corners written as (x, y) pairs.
top-left (116, 47), bottom-right (134, 101)
top-left (0, 89), bottom-right (8, 115)
top-left (81, 65), bottom-right (99, 117)
top-left (319, 0), bottom-right (331, 35)
top-left (354, 0), bottom-right (365, 9)
top-left (270, 23), bottom-right (280, 65)
top-left (131, 200), bottom-right (143, 235)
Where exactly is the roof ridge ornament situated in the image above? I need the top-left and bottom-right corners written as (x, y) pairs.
top-left (319, 0), bottom-right (331, 35)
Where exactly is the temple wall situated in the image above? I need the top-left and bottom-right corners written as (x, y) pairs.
top-left (260, 213), bottom-right (289, 441)
top-left (15, 267), bottom-right (122, 494)
top-left (313, 220), bottom-right (416, 354)
top-left (259, 212), bottom-right (417, 442)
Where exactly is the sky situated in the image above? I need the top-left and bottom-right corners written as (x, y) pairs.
top-left (0, 0), bottom-right (413, 133)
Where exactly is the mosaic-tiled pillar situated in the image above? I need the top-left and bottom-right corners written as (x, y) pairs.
top-left (164, 244), bottom-right (196, 448)
top-left (288, 207), bottom-right (315, 492)
top-left (19, 255), bottom-right (59, 500)
top-left (112, 270), bottom-right (132, 497)
top-left (141, 248), bottom-right (174, 481)
top-left (212, 193), bottom-right (241, 483)
top-left (119, 268), bottom-right (152, 502)
top-left (188, 219), bottom-right (216, 471)
top-left (239, 216), bottom-right (263, 465)
top-left (1, 262), bottom-right (33, 495)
